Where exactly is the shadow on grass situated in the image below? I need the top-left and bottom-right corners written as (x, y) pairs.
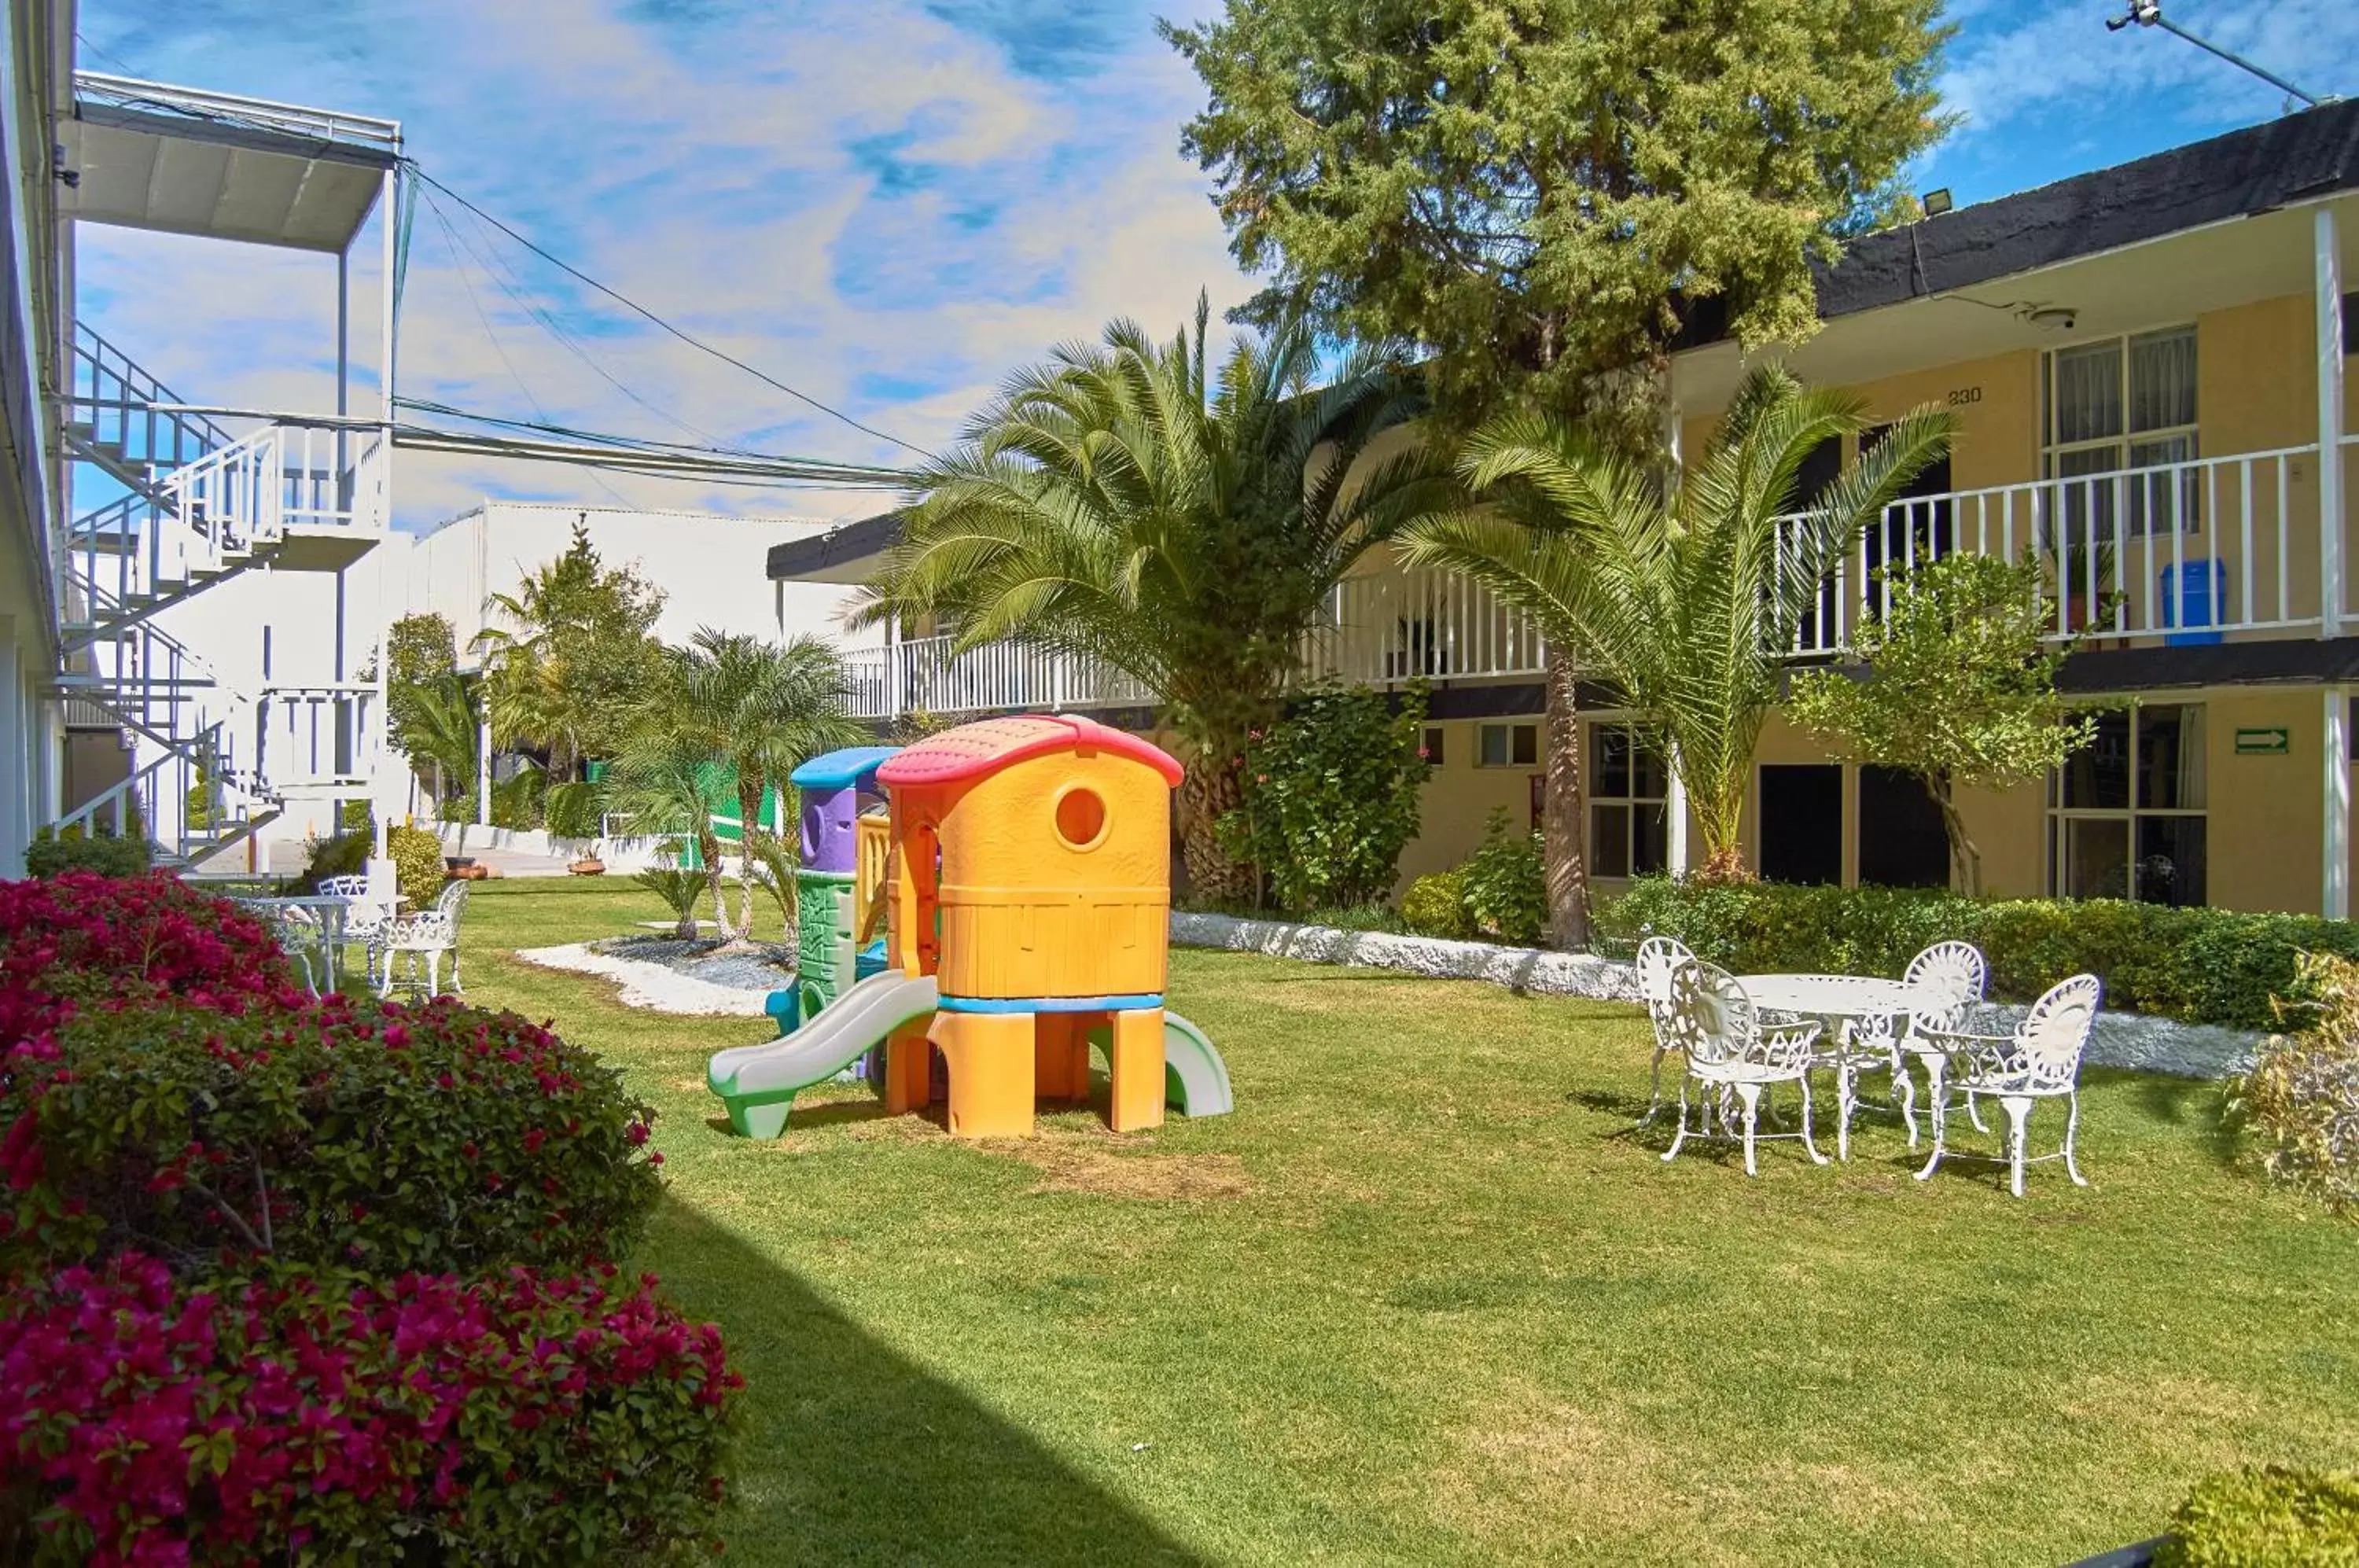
top-left (647, 1199), bottom-right (1205, 1567)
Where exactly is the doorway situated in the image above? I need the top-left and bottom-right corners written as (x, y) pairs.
top-left (1857, 766), bottom-right (1950, 888)
top-left (1759, 764), bottom-right (1844, 885)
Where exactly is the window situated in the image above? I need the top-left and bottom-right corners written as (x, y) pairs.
top-left (1421, 725), bottom-right (1445, 767)
top-left (1588, 723), bottom-right (1667, 878)
top-left (2041, 327), bottom-right (2199, 544)
top-left (1478, 722), bottom-right (1537, 768)
top-left (2048, 703), bottom-right (2207, 905)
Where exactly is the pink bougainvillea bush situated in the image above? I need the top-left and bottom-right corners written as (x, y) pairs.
top-left (0, 871), bottom-right (295, 1035)
top-left (3, 994), bottom-right (664, 1279)
top-left (0, 874), bottom-right (742, 1559)
top-left (0, 1253), bottom-right (744, 1564)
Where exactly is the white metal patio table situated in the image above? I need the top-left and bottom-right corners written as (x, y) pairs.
top-left (1736, 974), bottom-right (1951, 1161)
top-left (234, 895), bottom-right (357, 995)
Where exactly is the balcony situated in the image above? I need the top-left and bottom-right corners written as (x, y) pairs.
top-left (842, 440), bottom-right (2359, 721)
top-left (844, 635), bottom-right (1152, 722)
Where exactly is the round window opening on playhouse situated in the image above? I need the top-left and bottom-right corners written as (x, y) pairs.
top-left (1054, 786), bottom-right (1109, 849)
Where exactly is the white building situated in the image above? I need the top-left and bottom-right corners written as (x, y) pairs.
top-left (391, 501), bottom-right (868, 657)
top-left (0, 31), bottom-right (405, 882)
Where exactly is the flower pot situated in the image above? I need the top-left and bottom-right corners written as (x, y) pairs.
top-left (569, 857), bottom-right (605, 877)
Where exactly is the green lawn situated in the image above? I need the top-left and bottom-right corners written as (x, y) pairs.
top-left (458, 879), bottom-right (2356, 1566)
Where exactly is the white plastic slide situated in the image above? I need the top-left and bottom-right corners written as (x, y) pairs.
top-left (707, 972), bottom-right (940, 1137)
top-left (1162, 1010), bottom-right (1234, 1117)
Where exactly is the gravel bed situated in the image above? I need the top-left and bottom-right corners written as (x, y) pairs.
top-left (598, 937), bottom-right (794, 993)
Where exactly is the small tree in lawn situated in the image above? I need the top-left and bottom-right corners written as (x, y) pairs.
top-left (1788, 554), bottom-right (2094, 896)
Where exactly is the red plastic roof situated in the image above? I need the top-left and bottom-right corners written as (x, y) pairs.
top-left (876, 714), bottom-right (1183, 790)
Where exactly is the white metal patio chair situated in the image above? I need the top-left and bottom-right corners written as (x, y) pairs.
top-left (1635, 936), bottom-right (1697, 1124)
top-left (241, 900), bottom-right (325, 997)
top-left (372, 879), bottom-right (469, 999)
top-left (1913, 973), bottom-right (2102, 1197)
top-left (318, 874), bottom-right (396, 992)
top-left (1900, 940), bottom-right (1991, 1144)
top-left (1661, 961), bottom-right (1828, 1176)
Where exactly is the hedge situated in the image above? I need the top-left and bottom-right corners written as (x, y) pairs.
top-left (2157, 1465), bottom-right (2359, 1566)
top-left (1594, 878), bottom-right (2359, 1032)
top-left (6, 995), bottom-right (665, 1279)
top-left (0, 1253), bottom-right (742, 1565)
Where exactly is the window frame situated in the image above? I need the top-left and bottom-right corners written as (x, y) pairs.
top-left (1587, 721), bottom-right (1669, 880)
top-left (2045, 700), bottom-right (2209, 906)
top-left (1477, 721), bottom-right (1538, 770)
top-left (2039, 326), bottom-right (2202, 541)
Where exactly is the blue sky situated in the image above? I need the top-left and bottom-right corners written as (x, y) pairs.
top-left (72, 0), bottom-right (2359, 528)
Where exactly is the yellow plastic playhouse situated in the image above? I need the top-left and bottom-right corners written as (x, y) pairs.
top-left (704, 713), bottom-right (1232, 1138)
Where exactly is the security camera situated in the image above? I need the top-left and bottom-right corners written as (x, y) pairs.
top-left (2107, 1), bottom-right (2162, 31)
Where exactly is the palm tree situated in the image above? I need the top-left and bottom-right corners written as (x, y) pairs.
top-left (389, 672), bottom-right (482, 819)
top-left (1404, 365), bottom-right (1951, 886)
top-left (856, 296), bottom-right (1456, 897)
top-left (670, 629), bottom-right (868, 939)
top-left (605, 699), bottom-right (734, 940)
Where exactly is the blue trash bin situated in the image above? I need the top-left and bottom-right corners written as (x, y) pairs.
top-left (2160, 558), bottom-right (2226, 646)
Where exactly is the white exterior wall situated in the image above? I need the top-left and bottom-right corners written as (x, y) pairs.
top-left (390, 502), bottom-right (878, 659)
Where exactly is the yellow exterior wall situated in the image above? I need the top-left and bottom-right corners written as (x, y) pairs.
top-left (2203, 687), bottom-right (2328, 915)
top-left (1400, 716), bottom-right (1543, 882)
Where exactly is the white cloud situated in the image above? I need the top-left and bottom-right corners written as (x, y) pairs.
top-left (75, 0), bottom-right (1255, 528)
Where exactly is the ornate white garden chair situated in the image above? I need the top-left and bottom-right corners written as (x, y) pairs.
top-left (241, 900), bottom-right (326, 997)
top-left (373, 879), bottom-right (469, 999)
top-left (1661, 962), bottom-right (1828, 1176)
top-left (1913, 973), bottom-right (2102, 1197)
top-left (1635, 936), bottom-right (1697, 1124)
top-left (1899, 940), bottom-right (1991, 1145)
top-left (318, 874), bottom-right (396, 992)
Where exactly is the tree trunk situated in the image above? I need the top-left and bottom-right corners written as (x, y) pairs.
top-left (1541, 648), bottom-right (1590, 950)
top-left (701, 827), bottom-right (735, 941)
top-left (1930, 771), bottom-right (1982, 897)
top-left (1177, 744), bottom-right (1253, 904)
top-left (735, 780), bottom-right (764, 939)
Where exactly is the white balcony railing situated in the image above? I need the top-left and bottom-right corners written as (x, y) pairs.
top-left (842, 444), bottom-right (2357, 720)
top-left (843, 635), bottom-right (1153, 721)
top-left (252, 683), bottom-right (379, 791)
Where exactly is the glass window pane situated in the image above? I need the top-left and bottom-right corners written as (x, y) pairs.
top-left (1480, 725), bottom-right (1507, 767)
top-left (2064, 816), bottom-right (2131, 900)
top-left (1632, 734), bottom-right (1669, 801)
top-left (1512, 725), bottom-right (1538, 767)
top-left (2129, 329), bottom-right (2197, 432)
top-left (1592, 724), bottom-right (1631, 800)
top-left (2052, 343), bottom-right (2124, 444)
top-left (2052, 447), bottom-right (2122, 549)
top-left (2136, 815), bottom-right (2208, 907)
top-left (2062, 709), bottom-right (2132, 809)
top-left (2128, 436), bottom-right (2199, 536)
top-left (2137, 705), bottom-right (2206, 810)
top-left (1592, 803), bottom-right (1631, 880)
top-left (1632, 804), bottom-right (1669, 876)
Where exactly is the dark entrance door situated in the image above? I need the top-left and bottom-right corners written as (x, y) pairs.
top-left (1857, 765), bottom-right (1951, 889)
top-left (1758, 764), bottom-right (1844, 885)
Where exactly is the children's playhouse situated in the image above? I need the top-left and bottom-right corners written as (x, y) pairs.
top-left (705, 714), bottom-right (1232, 1139)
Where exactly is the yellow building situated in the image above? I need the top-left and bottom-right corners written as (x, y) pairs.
top-left (773, 103), bottom-right (2359, 921)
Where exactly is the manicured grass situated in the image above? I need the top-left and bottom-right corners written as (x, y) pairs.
top-left (458, 878), bottom-right (2357, 1566)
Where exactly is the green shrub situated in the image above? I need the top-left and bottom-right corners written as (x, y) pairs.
top-left (337, 797), bottom-right (370, 833)
top-left (491, 762), bottom-right (547, 829)
top-left (636, 857), bottom-right (712, 940)
top-left (1218, 681), bottom-right (1431, 914)
top-left (1461, 809), bottom-right (1547, 945)
top-left (2230, 952), bottom-right (2359, 1213)
top-left (545, 777), bottom-right (605, 839)
top-left (387, 822), bottom-right (447, 909)
top-left (2157, 1466), bottom-right (2359, 1566)
top-left (8, 996), bottom-right (665, 1280)
top-left (1593, 878), bottom-right (2359, 1030)
top-left (290, 829), bottom-right (370, 893)
top-left (1400, 870), bottom-right (1474, 940)
top-left (24, 827), bottom-right (153, 879)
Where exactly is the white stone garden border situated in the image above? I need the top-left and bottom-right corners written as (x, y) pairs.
top-left (515, 943), bottom-right (773, 1017)
top-left (1168, 911), bottom-right (2262, 1080)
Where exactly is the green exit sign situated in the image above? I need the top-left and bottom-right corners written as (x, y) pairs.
top-left (2236, 727), bottom-right (2291, 756)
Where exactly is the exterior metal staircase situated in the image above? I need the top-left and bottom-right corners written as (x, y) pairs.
top-left (43, 324), bottom-right (321, 867)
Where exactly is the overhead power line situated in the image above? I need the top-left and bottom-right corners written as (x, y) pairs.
top-left (404, 163), bottom-right (934, 460)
